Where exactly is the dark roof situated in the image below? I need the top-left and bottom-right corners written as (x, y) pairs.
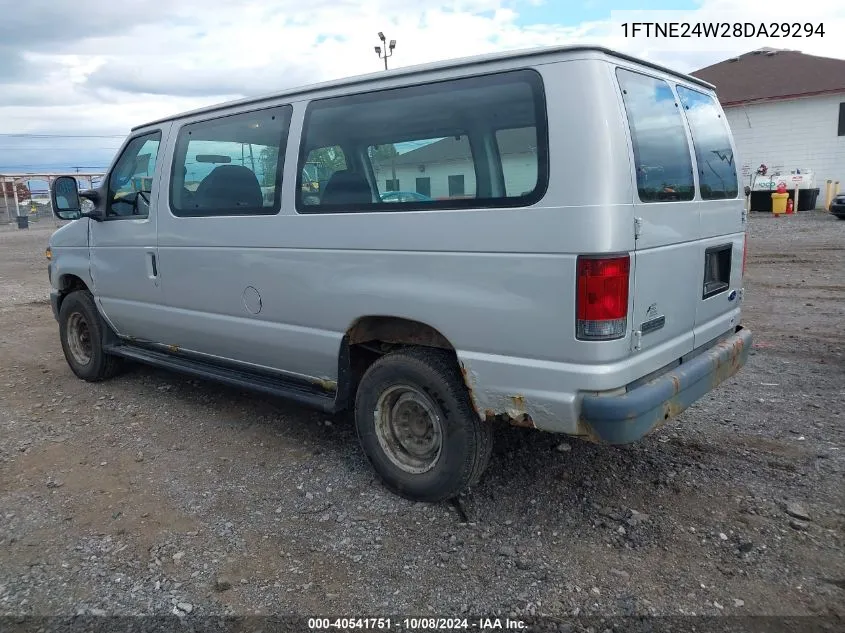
top-left (691, 48), bottom-right (845, 106)
top-left (389, 128), bottom-right (535, 167)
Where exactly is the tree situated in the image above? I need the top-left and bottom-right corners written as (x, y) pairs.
top-left (368, 144), bottom-right (399, 184)
top-left (258, 146), bottom-right (279, 187)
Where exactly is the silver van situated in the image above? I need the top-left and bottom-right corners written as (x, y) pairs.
top-left (47, 45), bottom-right (751, 501)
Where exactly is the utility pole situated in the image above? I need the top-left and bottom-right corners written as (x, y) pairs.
top-left (374, 32), bottom-right (396, 70)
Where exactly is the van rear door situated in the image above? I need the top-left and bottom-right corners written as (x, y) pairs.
top-left (675, 85), bottom-right (745, 348)
top-left (616, 68), bottom-right (699, 363)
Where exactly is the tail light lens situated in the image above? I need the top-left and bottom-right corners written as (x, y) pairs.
top-left (576, 255), bottom-right (630, 340)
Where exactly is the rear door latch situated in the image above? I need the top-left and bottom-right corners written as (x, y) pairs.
top-left (632, 329), bottom-right (642, 352)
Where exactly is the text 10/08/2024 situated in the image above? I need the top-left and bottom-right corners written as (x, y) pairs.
top-left (308, 618), bottom-right (527, 630)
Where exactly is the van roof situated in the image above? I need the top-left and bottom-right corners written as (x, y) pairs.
top-left (133, 45), bottom-right (715, 131)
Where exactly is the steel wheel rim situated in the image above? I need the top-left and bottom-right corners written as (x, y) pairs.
top-left (374, 384), bottom-right (443, 474)
top-left (66, 312), bottom-right (92, 366)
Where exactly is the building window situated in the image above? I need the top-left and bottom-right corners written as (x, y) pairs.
top-left (170, 106), bottom-right (292, 217)
top-left (448, 175), bottom-right (465, 197)
top-left (838, 102), bottom-right (845, 136)
top-left (296, 69), bottom-right (548, 213)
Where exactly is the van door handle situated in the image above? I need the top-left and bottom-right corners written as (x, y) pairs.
top-left (146, 251), bottom-right (158, 279)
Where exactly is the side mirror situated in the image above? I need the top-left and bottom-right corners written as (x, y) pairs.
top-left (50, 176), bottom-right (82, 220)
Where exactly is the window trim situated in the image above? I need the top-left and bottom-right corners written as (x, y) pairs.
top-left (105, 130), bottom-right (163, 221)
top-left (616, 67), bottom-right (696, 204)
top-left (168, 104), bottom-right (292, 218)
top-left (294, 68), bottom-right (549, 214)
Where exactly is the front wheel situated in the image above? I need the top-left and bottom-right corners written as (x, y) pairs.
top-left (354, 347), bottom-right (493, 502)
top-left (58, 290), bottom-right (122, 382)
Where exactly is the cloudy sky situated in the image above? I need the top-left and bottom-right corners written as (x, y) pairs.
top-left (1, 0), bottom-right (842, 174)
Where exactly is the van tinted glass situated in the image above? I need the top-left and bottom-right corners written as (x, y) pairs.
top-left (617, 69), bottom-right (694, 203)
top-left (496, 127), bottom-right (539, 197)
top-left (170, 106), bottom-right (292, 217)
top-left (108, 132), bottom-right (161, 218)
top-left (301, 145), bottom-right (347, 207)
top-left (368, 136), bottom-right (475, 202)
top-left (676, 86), bottom-right (738, 200)
top-left (296, 70), bottom-right (547, 213)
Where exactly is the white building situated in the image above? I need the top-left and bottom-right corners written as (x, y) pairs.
top-left (693, 48), bottom-right (845, 208)
top-left (372, 128), bottom-right (538, 199)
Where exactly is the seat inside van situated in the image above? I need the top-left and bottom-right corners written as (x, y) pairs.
top-left (320, 169), bottom-right (373, 206)
top-left (194, 165), bottom-right (264, 210)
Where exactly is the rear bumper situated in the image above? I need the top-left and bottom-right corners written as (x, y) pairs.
top-left (830, 203), bottom-right (845, 216)
top-left (579, 326), bottom-right (752, 444)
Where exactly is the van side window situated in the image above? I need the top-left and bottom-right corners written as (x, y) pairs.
top-left (496, 127), bottom-right (539, 197)
top-left (617, 69), bottom-right (695, 203)
top-left (170, 105), bottom-right (292, 217)
top-left (296, 69), bottom-right (548, 213)
top-left (676, 86), bottom-right (738, 200)
top-left (301, 145), bottom-right (347, 207)
top-left (108, 132), bottom-right (161, 218)
top-left (369, 135), bottom-right (475, 202)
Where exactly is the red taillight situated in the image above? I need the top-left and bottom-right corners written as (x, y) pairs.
top-left (576, 255), bottom-right (630, 340)
top-left (741, 234), bottom-right (748, 278)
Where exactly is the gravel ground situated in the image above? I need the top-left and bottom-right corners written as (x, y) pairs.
top-left (0, 212), bottom-right (843, 624)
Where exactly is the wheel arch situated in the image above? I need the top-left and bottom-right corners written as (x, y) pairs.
top-left (335, 315), bottom-right (484, 416)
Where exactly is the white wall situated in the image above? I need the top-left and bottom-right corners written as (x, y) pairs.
top-left (725, 93), bottom-right (845, 205)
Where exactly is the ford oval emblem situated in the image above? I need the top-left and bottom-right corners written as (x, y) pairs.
top-left (728, 290), bottom-right (737, 302)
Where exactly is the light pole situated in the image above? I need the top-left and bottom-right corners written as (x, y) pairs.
top-left (374, 32), bottom-right (396, 70)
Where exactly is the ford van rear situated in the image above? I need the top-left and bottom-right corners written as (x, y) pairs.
top-left (46, 45), bottom-right (750, 502)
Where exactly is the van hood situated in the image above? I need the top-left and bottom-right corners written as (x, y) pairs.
top-left (49, 218), bottom-right (89, 248)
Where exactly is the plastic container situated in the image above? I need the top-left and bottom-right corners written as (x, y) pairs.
top-left (771, 192), bottom-right (789, 215)
top-left (16, 215), bottom-right (29, 229)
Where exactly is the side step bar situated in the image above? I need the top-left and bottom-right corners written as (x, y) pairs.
top-left (104, 343), bottom-right (337, 413)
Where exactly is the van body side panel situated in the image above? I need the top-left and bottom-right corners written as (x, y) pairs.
top-left (143, 51), bottom-right (747, 437)
top-left (154, 58), bottom-right (638, 384)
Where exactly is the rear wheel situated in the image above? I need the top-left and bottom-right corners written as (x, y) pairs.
top-left (58, 290), bottom-right (122, 382)
top-left (354, 347), bottom-right (493, 502)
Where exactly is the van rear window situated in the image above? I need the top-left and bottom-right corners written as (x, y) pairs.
top-left (617, 69), bottom-right (695, 203)
top-left (676, 86), bottom-right (738, 200)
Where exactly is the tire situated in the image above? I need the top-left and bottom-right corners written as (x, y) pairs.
top-left (354, 347), bottom-right (493, 502)
top-left (58, 290), bottom-right (122, 382)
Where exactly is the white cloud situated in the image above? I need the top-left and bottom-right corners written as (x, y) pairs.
top-left (1, 0), bottom-right (843, 171)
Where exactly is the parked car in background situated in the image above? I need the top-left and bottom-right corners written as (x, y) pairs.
top-left (379, 191), bottom-right (434, 203)
top-left (830, 193), bottom-right (845, 219)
